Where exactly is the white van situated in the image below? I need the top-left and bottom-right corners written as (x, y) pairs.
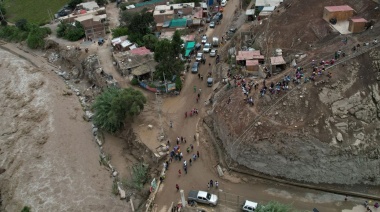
top-left (242, 200), bottom-right (258, 211)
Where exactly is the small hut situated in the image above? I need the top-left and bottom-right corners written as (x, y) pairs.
top-left (348, 17), bottom-right (368, 33)
top-left (323, 5), bottom-right (354, 22)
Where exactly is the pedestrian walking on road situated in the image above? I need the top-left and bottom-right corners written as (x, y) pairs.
top-left (197, 151), bottom-right (200, 158)
top-left (207, 183), bottom-right (210, 190)
top-left (193, 154), bottom-right (197, 161)
top-left (194, 86), bottom-right (196, 93)
top-left (210, 180), bottom-right (213, 187)
top-left (170, 121), bottom-right (173, 128)
top-left (178, 169), bottom-right (182, 176)
top-left (190, 144), bottom-right (194, 151)
top-left (194, 134), bottom-right (196, 141)
top-left (189, 158), bottom-right (192, 166)
top-left (176, 184), bottom-right (179, 191)
top-left (215, 181), bottom-right (219, 189)
top-left (184, 166), bottom-right (188, 174)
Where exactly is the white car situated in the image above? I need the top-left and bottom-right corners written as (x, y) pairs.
top-left (242, 200), bottom-right (258, 212)
top-left (196, 52), bottom-right (204, 61)
top-left (201, 35), bottom-right (207, 44)
top-left (210, 49), bottom-right (217, 57)
top-left (203, 43), bottom-right (211, 53)
top-left (221, 0), bottom-right (227, 7)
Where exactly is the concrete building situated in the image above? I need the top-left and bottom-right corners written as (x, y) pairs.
top-left (75, 14), bottom-right (107, 39)
top-left (323, 5), bottom-right (354, 22)
top-left (153, 3), bottom-right (194, 24)
top-left (76, 1), bottom-right (100, 11)
top-left (348, 17), bottom-right (368, 33)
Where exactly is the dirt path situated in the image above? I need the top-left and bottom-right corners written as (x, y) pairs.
top-left (0, 43), bottom-right (130, 211)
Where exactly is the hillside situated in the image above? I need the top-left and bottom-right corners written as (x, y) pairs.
top-left (206, 0), bottom-right (380, 187)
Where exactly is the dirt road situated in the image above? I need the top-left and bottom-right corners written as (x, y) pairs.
top-left (150, 0), bottom-right (369, 211)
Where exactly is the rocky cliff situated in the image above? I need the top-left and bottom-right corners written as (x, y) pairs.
top-left (207, 48), bottom-right (380, 185)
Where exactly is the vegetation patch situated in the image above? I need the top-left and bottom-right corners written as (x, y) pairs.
top-left (2, 0), bottom-right (68, 24)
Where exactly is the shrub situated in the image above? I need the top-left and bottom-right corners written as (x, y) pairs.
top-left (112, 27), bottom-right (128, 38)
top-left (68, 0), bottom-right (83, 9)
top-left (1, 20), bottom-right (7, 26)
top-left (131, 77), bottom-right (139, 85)
top-left (15, 19), bottom-right (29, 31)
top-left (126, 163), bottom-right (149, 190)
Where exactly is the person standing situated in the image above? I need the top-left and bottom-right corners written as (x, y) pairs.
top-left (215, 181), bottom-right (219, 189)
top-left (184, 166), bottom-right (188, 174)
top-left (178, 169), bottom-right (182, 177)
top-left (189, 158), bottom-right (192, 166)
top-left (170, 121), bottom-right (173, 128)
top-left (197, 151), bottom-right (200, 158)
top-left (207, 183), bottom-right (210, 190)
top-left (176, 184), bottom-right (179, 191)
top-left (210, 180), bottom-right (213, 187)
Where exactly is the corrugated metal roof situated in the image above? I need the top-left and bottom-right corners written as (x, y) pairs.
top-left (170, 18), bottom-right (188, 28)
top-left (325, 5), bottom-right (354, 12)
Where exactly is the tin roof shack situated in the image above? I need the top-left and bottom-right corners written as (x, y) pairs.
top-left (75, 14), bottom-right (107, 39)
top-left (112, 48), bottom-right (155, 76)
top-left (271, 56), bottom-right (286, 73)
top-left (246, 60), bottom-right (259, 72)
top-left (153, 3), bottom-right (194, 24)
top-left (323, 5), bottom-right (354, 22)
top-left (349, 17), bottom-right (368, 33)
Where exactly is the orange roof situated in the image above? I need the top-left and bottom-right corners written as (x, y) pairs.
top-left (351, 17), bottom-right (367, 22)
top-left (325, 5), bottom-right (354, 12)
top-left (246, 60), bottom-right (259, 66)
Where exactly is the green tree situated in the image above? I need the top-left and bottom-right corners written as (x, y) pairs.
top-left (15, 19), bottom-right (29, 31)
top-left (175, 76), bottom-right (182, 91)
top-left (142, 34), bottom-right (158, 50)
top-left (92, 87), bottom-right (147, 133)
top-left (112, 27), bottom-right (128, 38)
top-left (153, 32), bottom-right (185, 80)
top-left (96, 0), bottom-right (108, 6)
top-left (256, 201), bottom-right (292, 212)
top-left (68, 0), bottom-right (83, 9)
top-left (57, 21), bottom-right (85, 41)
top-left (26, 26), bottom-right (48, 49)
top-left (120, 11), bottom-right (136, 25)
top-left (171, 30), bottom-right (184, 56)
top-left (127, 11), bottom-right (154, 44)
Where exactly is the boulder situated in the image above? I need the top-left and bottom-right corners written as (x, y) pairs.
top-left (336, 133), bottom-right (343, 142)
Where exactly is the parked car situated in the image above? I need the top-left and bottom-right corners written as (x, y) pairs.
top-left (221, 0), bottom-right (227, 7)
top-left (196, 52), bottom-right (204, 62)
top-left (201, 35), bottom-right (207, 44)
top-left (210, 49), bottom-right (217, 57)
top-left (229, 27), bottom-right (237, 33)
top-left (213, 12), bottom-right (223, 21)
top-left (242, 200), bottom-right (258, 212)
top-left (209, 21), bottom-right (215, 28)
top-left (188, 190), bottom-right (218, 206)
top-left (205, 16), bottom-right (211, 23)
top-left (207, 78), bottom-right (213, 87)
top-left (203, 43), bottom-right (211, 53)
top-left (191, 62), bottom-right (200, 73)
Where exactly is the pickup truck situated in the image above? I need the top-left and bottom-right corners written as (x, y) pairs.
top-left (188, 190), bottom-right (218, 206)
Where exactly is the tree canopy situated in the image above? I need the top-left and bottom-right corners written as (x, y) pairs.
top-left (57, 21), bottom-right (85, 41)
top-left (112, 27), bottom-right (128, 38)
top-left (92, 87), bottom-right (147, 133)
top-left (153, 30), bottom-right (185, 80)
top-left (126, 10), bottom-right (154, 45)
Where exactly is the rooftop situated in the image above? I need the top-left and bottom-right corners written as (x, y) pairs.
top-left (324, 5), bottom-right (354, 12)
top-left (255, 0), bottom-right (283, 7)
top-left (270, 56), bottom-right (286, 65)
top-left (246, 60), bottom-right (259, 66)
top-left (129, 47), bottom-right (152, 56)
top-left (236, 50), bottom-right (263, 60)
top-left (154, 3), bottom-right (195, 15)
top-left (350, 17), bottom-right (367, 22)
top-left (78, 1), bottom-right (100, 11)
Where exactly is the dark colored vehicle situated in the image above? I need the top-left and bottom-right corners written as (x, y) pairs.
top-left (213, 12), bottom-right (223, 21)
top-left (191, 62), bottom-right (200, 73)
